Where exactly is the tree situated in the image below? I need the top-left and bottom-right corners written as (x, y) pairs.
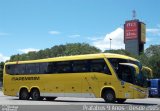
top-left (9, 43), bottom-right (101, 61)
top-left (64, 43), bottom-right (101, 56)
top-left (145, 45), bottom-right (160, 57)
top-left (104, 49), bottom-right (133, 56)
top-left (144, 45), bottom-right (160, 78)
top-left (148, 55), bottom-right (160, 78)
top-left (136, 45), bottom-right (160, 78)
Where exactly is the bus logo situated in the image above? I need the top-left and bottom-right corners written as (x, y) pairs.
top-left (11, 77), bottom-right (40, 81)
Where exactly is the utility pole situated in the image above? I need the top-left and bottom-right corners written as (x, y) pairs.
top-left (109, 38), bottom-right (112, 50)
top-left (132, 10), bottom-right (136, 20)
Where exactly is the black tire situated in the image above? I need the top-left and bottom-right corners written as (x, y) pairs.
top-left (103, 90), bottom-right (116, 103)
top-left (149, 94), bottom-right (153, 98)
top-left (149, 92), bottom-right (152, 98)
top-left (116, 99), bottom-right (126, 103)
top-left (30, 89), bottom-right (40, 100)
top-left (19, 88), bottom-right (30, 100)
top-left (46, 97), bottom-right (57, 101)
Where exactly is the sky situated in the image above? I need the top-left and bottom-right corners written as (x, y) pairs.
top-left (0, 0), bottom-right (160, 62)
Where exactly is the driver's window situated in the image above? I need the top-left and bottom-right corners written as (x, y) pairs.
top-left (120, 65), bottom-right (133, 83)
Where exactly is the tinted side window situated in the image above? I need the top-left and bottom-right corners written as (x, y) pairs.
top-left (56, 61), bottom-right (72, 73)
top-left (6, 65), bottom-right (15, 74)
top-left (25, 63), bottom-right (39, 74)
top-left (5, 59), bottom-right (112, 75)
top-left (6, 64), bottom-right (26, 75)
top-left (47, 63), bottom-right (55, 73)
top-left (72, 60), bottom-right (88, 73)
top-left (90, 59), bottom-right (110, 74)
top-left (39, 63), bottom-right (50, 74)
top-left (108, 58), bottom-right (127, 71)
top-left (121, 65), bottom-right (133, 83)
top-left (6, 63), bottom-right (53, 75)
top-left (16, 64), bottom-right (26, 74)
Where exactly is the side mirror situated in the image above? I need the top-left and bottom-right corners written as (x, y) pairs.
top-left (118, 63), bottom-right (138, 83)
top-left (119, 63), bottom-right (139, 75)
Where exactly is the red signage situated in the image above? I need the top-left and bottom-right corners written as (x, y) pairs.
top-left (124, 21), bottom-right (138, 40)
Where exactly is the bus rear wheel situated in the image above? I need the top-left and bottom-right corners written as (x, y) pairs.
top-left (19, 88), bottom-right (30, 100)
top-left (103, 90), bottom-right (116, 103)
top-left (30, 89), bottom-right (40, 100)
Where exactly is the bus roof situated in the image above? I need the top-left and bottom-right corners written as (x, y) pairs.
top-left (5, 53), bottom-right (138, 65)
top-left (105, 53), bottom-right (138, 61)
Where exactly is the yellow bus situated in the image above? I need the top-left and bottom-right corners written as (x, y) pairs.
top-left (3, 53), bottom-right (148, 103)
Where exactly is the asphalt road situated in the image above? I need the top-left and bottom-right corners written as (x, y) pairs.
top-left (0, 91), bottom-right (160, 111)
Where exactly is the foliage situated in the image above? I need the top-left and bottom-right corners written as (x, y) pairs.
top-left (104, 49), bottom-right (133, 56)
top-left (144, 45), bottom-right (160, 78)
top-left (9, 43), bottom-right (101, 61)
top-left (145, 45), bottom-right (160, 57)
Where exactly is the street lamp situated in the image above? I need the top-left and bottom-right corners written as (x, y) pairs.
top-left (109, 38), bottom-right (112, 50)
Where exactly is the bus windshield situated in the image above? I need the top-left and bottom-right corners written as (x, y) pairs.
top-left (134, 67), bottom-right (153, 88)
top-left (108, 58), bottom-right (148, 87)
top-left (116, 64), bottom-right (134, 83)
top-left (135, 70), bottom-right (148, 88)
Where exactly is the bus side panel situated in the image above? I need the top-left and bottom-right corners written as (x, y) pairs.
top-left (3, 74), bottom-right (31, 96)
top-left (62, 73), bottom-right (82, 97)
top-left (40, 74), bottom-right (65, 97)
top-left (37, 73), bottom-right (82, 97)
top-left (133, 85), bottom-right (148, 98)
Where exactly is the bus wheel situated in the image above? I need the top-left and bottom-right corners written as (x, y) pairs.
top-left (116, 99), bottom-right (126, 103)
top-left (46, 97), bottom-right (57, 101)
top-left (19, 88), bottom-right (30, 100)
top-left (30, 89), bottom-right (40, 100)
top-left (103, 90), bottom-right (116, 103)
